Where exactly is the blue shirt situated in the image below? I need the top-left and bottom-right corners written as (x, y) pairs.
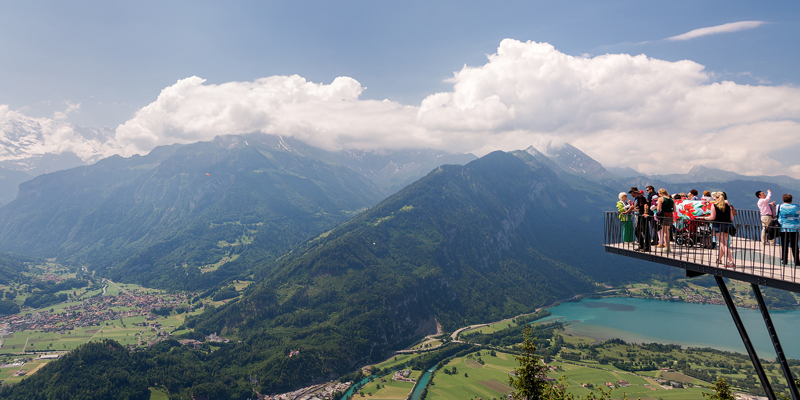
top-left (778, 203), bottom-right (800, 232)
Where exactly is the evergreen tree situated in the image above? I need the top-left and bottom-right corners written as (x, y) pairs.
top-left (509, 325), bottom-right (548, 400)
top-left (703, 377), bottom-right (735, 400)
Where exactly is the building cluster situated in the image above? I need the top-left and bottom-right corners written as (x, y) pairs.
top-left (654, 378), bottom-right (684, 389)
top-left (0, 290), bottom-right (190, 334)
top-left (392, 369), bottom-right (415, 383)
top-left (263, 380), bottom-right (351, 400)
top-left (177, 333), bottom-right (231, 350)
top-left (205, 332), bottom-right (230, 343)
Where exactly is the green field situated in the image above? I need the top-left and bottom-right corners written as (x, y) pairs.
top-left (374, 353), bottom-right (421, 370)
top-left (426, 351), bottom-right (519, 400)
top-left (2, 359), bottom-right (52, 385)
top-left (423, 351), bottom-right (715, 400)
top-left (149, 388), bottom-right (170, 400)
top-left (471, 320), bottom-right (515, 335)
top-left (357, 376), bottom-right (417, 399)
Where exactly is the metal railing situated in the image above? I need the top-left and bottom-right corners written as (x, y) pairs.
top-left (604, 210), bottom-right (800, 288)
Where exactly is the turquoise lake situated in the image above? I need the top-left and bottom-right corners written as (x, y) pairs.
top-left (543, 297), bottom-right (800, 360)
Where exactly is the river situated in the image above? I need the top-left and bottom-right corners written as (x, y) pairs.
top-left (542, 297), bottom-right (800, 359)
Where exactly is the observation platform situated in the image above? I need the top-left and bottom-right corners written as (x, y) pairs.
top-left (603, 209), bottom-right (800, 400)
top-left (604, 209), bottom-right (800, 293)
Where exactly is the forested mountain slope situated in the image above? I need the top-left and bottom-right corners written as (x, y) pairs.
top-left (0, 134), bottom-right (384, 289)
top-left (179, 150), bottom-right (642, 393)
top-left (0, 149), bottom-right (658, 397)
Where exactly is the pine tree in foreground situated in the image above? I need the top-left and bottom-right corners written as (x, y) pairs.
top-left (702, 377), bottom-right (735, 400)
top-left (509, 325), bottom-right (621, 400)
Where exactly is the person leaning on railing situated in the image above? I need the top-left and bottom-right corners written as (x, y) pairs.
top-left (777, 194), bottom-right (800, 266)
top-left (616, 192), bottom-right (634, 243)
top-left (699, 193), bottom-right (735, 267)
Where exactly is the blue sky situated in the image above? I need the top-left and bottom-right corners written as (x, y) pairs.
top-left (1, 1), bottom-right (799, 176)
top-left (2, 0), bottom-right (797, 128)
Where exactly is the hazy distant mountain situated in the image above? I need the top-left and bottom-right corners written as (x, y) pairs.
top-left (606, 166), bottom-right (641, 178)
top-left (0, 167), bottom-right (31, 206)
top-left (650, 165), bottom-right (800, 192)
top-left (525, 143), bottom-right (617, 182)
top-left (0, 112), bottom-right (115, 174)
top-left (330, 149), bottom-right (476, 195)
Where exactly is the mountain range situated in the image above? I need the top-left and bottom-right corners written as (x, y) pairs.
top-left (0, 128), bottom-right (796, 397)
top-left (0, 133), bottom-right (474, 290)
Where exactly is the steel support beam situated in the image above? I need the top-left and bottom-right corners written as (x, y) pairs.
top-left (752, 284), bottom-right (800, 400)
top-left (716, 276), bottom-right (776, 400)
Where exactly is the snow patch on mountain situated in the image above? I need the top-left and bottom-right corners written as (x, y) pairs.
top-left (0, 105), bottom-right (120, 174)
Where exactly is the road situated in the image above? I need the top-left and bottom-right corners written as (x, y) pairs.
top-left (451, 293), bottom-right (583, 341)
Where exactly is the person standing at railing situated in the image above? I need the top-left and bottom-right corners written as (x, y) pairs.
top-left (700, 193), bottom-right (735, 267)
top-left (645, 186), bottom-right (660, 246)
top-left (777, 194), bottom-right (799, 266)
top-left (656, 189), bottom-right (675, 254)
top-left (757, 190), bottom-right (776, 245)
top-left (617, 192), bottom-right (634, 242)
top-left (629, 187), bottom-right (651, 252)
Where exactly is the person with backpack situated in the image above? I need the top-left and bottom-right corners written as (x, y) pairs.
top-left (656, 188), bottom-right (675, 254)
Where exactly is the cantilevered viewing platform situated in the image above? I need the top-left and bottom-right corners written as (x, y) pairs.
top-left (604, 209), bottom-right (800, 400)
top-left (604, 209), bottom-right (800, 293)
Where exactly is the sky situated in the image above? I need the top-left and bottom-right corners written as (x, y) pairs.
top-left (1, 0), bottom-right (799, 176)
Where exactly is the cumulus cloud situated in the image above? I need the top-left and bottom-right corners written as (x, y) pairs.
top-left (38, 38), bottom-right (798, 177)
top-left (414, 39), bottom-right (800, 175)
top-left (666, 21), bottom-right (766, 41)
top-left (114, 75), bottom-right (427, 155)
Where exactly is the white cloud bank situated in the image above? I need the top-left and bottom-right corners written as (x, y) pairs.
top-left (112, 39), bottom-right (800, 177)
top-left (5, 39), bottom-right (799, 177)
top-left (666, 21), bottom-right (766, 41)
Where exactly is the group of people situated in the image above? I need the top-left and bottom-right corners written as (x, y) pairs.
top-left (616, 186), bottom-right (735, 266)
top-left (616, 186), bottom-right (800, 267)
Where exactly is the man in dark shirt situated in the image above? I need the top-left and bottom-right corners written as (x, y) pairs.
top-left (630, 187), bottom-right (651, 251)
top-left (645, 186), bottom-right (659, 245)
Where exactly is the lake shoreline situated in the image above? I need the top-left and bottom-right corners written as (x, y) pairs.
top-left (543, 296), bottom-right (800, 360)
